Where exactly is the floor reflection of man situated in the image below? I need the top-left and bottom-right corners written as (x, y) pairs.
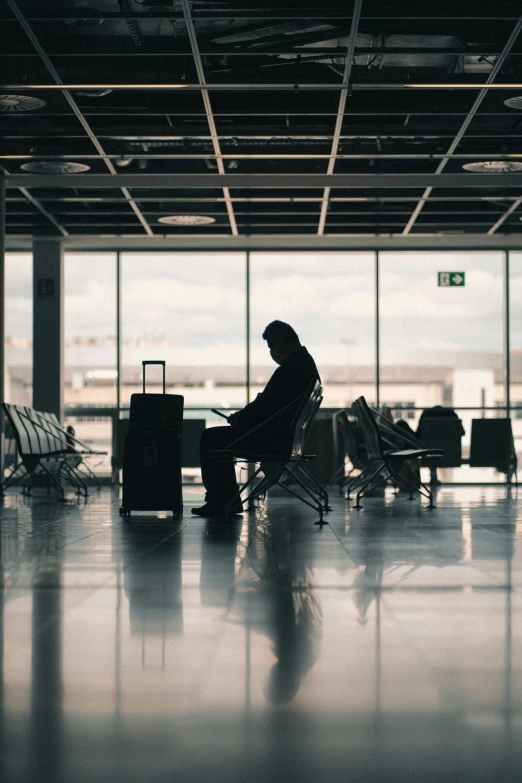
top-left (199, 519), bottom-right (242, 608)
top-left (213, 513), bottom-right (323, 706)
top-left (345, 522), bottom-right (385, 624)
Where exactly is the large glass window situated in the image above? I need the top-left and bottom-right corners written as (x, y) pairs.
top-left (5, 252), bottom-right (32, 406)
top-left (54, 247), bottom-right (521, 485)
top-left (250, 252), bottom-right (376, 407)
top-left (380, 251), bottom-right (504, 481)
top-left (120, 253), bottom-right (246, 411)
top-left (64, 252), bottom-right (117, 408)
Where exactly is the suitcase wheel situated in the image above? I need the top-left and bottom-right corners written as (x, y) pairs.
top-left (119, 506), bottom-right (131, 518)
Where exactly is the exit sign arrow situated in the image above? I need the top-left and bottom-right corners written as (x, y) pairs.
top-left (438, 272), bottom-right (465, 287)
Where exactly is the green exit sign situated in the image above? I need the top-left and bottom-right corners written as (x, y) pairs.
top-left (438, 272), bottom-right (465, 287)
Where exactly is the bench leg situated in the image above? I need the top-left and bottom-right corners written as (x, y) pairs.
top-left (1, 462), bottom-right (28, 494)
top-left (399, 462), bottom-right (435, 508)
top-left (224, 466), bottom-right (267, 519)
top-left (294, 463), bottom-right (331, 511)
top-left (38, 465), bottom-right (65, 500)
top-left (355, 468), bottom-right (392, 509)
top-left (280, 465), bottom-right (325, 524)
top-left (353, 464), bottom-right (385, 508)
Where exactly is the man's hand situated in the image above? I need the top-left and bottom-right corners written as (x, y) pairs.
top-left (228, 411), bottom-right (240, 427)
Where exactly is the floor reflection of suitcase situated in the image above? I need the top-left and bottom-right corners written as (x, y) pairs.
top-left (120, 361), bottom-right (184, 519)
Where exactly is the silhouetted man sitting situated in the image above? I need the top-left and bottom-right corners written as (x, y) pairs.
top-left (192, 321), bottom-right (321, 518)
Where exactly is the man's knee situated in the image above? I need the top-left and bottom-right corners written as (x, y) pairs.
top-left (200, 426), bottom-right (232, 454)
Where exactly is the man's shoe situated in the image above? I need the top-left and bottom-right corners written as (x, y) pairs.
top-left (191, 503), bottom-right (224, 518)
top-left (191, 502), bottom-right (243, 518)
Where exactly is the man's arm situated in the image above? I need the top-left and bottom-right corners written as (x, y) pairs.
top-left (229, 367), bottom-right (284, 430)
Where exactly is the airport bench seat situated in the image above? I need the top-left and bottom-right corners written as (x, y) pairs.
top-left (210, 381), bottom-right (330, 524)
top-left (2, 402), bottom-right (106, 498)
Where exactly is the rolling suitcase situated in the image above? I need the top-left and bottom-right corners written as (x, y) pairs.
top-left (120, 361), bottom-right (184, 518)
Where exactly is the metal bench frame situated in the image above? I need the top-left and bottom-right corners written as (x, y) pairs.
top-left (351, 397), bottom-right (443, 509)
top-left (210, 381), bottom-right (329, 524)
top-left (2, 402), bottom-right (106, 498)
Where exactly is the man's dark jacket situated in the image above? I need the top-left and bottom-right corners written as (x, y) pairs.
top-left (228, 346), bottom-right (321, 452)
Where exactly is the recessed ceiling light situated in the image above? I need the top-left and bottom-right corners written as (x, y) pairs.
top-left (158, 215), bottom-right (216, 226)
top-left (20, 161), bottom-right (91, 174)
top-left (462, 161), bottom-right (522, 173)
top-left (504, 96), bottom-right (522, 110)
top-left (0, 94), bottom-right (46, 112)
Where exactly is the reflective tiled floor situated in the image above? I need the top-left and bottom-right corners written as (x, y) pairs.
top-left (1, 484), bottom-right (522, 782)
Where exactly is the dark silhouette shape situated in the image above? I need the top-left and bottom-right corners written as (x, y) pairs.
top-left (66, 425), bottom-right (76, 452)
top-left (224, 513), bottom-right (322, 705)
top-left (193, 321), bottom-right (320, 517)
top-left (396, 405), bottom-right (464, 484)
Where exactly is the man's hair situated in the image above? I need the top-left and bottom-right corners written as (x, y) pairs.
top-left (262, 320), bottom-right (300, 345)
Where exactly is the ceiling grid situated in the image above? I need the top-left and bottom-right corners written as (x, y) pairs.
top-left (1, 0), bottom-right (522, 238)
top-left (179, 0), bottom-right (238, 236)
top-left (317, 0), bottom-right (363, 236)
top-left (5, 0), bottom-right (154, 236)
top-left (402, 13), bottom-right (522, 235)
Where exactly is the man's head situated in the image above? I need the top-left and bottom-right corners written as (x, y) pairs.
top-left (262, 320), bottom-right (301, 365)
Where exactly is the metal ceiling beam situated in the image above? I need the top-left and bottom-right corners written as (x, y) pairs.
top-left (6, 82), bottom-right (522, 92)
top-left (6, 196), bottom-right (521, 204)
top-left (4, 47), bottom-right (519, 57)
top-left (4, 132), bottom-right (522, 140)
top-left (7, 173), bottom-right (522, 189)
top-left (5, 154), bottom-right (522, 161)
top-left (7, 236), bottom-right (522, 256)
top-left (180, 0), bottom-right (237, 236)
top-left (2, 12), bottom-right (518, 21)
top-left (318, 0), bottom-right (363, 236)
top-left (0, 165), bottom-right (68, 237)
top-left (487, 197), bottom-right (522, 234)
top-left (5, 0), bottom-right (153, 237)
top-left (402, 14), bottom-right (522, 236)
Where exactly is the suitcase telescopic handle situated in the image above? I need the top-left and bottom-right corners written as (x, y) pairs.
top-left (142, 360), bottom-right (166, 394)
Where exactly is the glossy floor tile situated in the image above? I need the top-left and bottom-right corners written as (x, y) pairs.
top-left (1, 484), bottom-right (522, 782)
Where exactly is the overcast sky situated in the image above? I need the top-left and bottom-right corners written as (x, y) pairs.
top-left (5, 250), bottom-right (522, 369)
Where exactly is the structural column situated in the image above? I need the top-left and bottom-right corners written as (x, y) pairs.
top-left (0, 177), bottom-right (5, 482)
top-left (32, 239), bottom-right (64, 419)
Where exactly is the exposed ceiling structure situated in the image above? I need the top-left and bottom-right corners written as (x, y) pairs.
top-left (2, 0), bottom-right (522, 238)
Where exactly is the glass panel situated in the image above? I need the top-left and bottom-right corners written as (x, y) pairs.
top-left (64, 252), bottom-right (117, 408)
top-left (64, 414), bottom-right (113, 476)
top-left (510, 251), bottom-right (522, 472)
top-left (250, 252), bottom-right (375, 408)
top-left (5, 252), bottom-right (32, 406)
top-left (120, 252), bottom-right (246, 409)
top-left (380, 251), bottom-right (505, 482)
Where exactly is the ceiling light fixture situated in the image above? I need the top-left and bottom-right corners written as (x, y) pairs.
top-left (462, 161), bottom-right (522, 173)
top-left (504, 96), bottom-right (522, 109)
top-left (158, 215), bottom-right (216, 226)
top-left (20, 161), bottom-right (91, 174)
top-left (0, 94), bottom-right (46, 111)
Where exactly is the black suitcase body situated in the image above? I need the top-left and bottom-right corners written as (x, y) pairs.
top-left (129, 393), bottom-right (183, 434)
top-left (120, 361), bottom-right (184, 518)
top-left (122, 431), bottom-right (182, 514)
